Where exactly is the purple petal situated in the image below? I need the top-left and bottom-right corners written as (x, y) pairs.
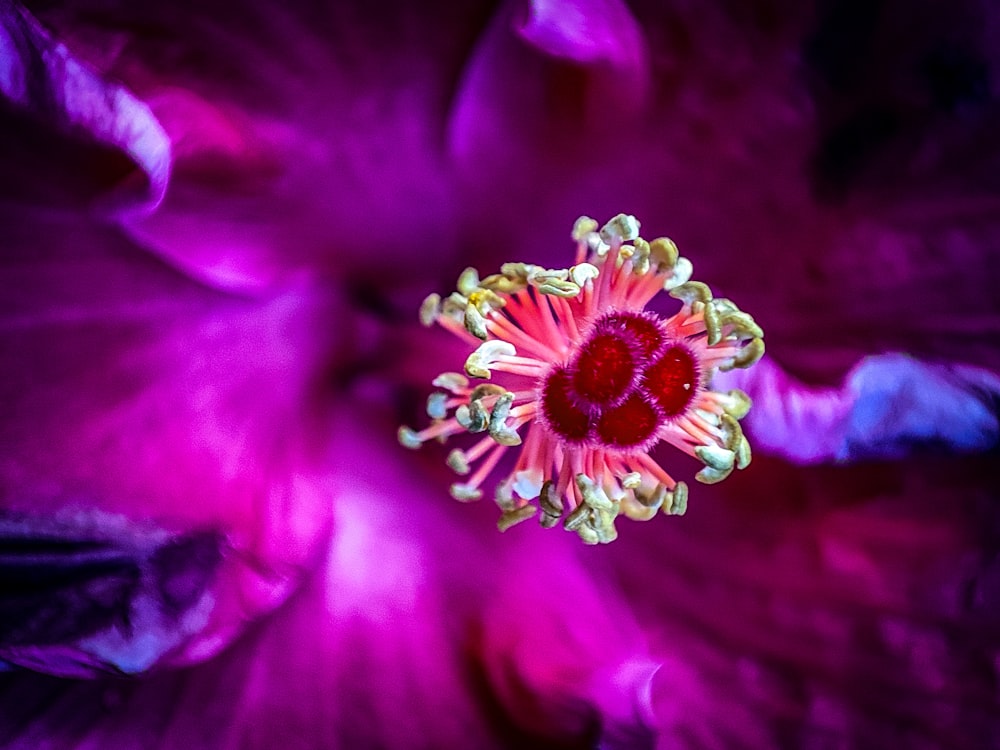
top-left (716, 354), bottom-right (1000, 464)
top-left (0, 1), bottom-right (170, 215)
top-left (16, 0), bottom-right (493, 292)
top-left (0, 201), bottom-right (345, 674)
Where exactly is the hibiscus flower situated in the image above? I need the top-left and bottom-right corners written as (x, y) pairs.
top-left (1, 0), bottom-right (999, 748)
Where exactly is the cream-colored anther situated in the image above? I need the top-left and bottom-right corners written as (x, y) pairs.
top-left (695, 444), bottom-right (736, 472)
top-left (629, 238), bottom-right (651, 275)
top-left (663, 257), bottom-right (693, 290)
top-left (576, 523), bottom-right (601, 545)
top-left (719, 389), bottom-right (752, 419)
top-left (457, 267), bottom-right (481, 297)
top-left (575, 474), bottom-right (613, 511)
top-left (563, 502), bottom-right (592, 531)
top-left (638, 483), bottom-right (667, 510)
top-left (721, 337), bottom-right (765, 371)
top-left (500, 262), bottom-right (534, 282)
top-left (537, 278), bottom-right (581, 297)
top-left (419, 294), bottom-right (441, 327)
top-left (446, 448), bottom-right (470, 475)
top-left (488, 392), bottom-right (522, 446)
top-left (704, 300), bottom-right (723, 346)
top-left (570, 263), bottom-right (599, 287)
top-left (479, 273), bottom-right (525, 294)
top-left (397, 426), bottom-right (422, 450)
top-left (539, 481), bottom-right (564, 517)
top-left (528, 267), bottom-right (569, 283)
top-left (469, 383), bottom-right (506, 402)
top-left (670, 281), bottom-right (713, 307)
top-left (466, 400), bottom-right (489, 432)
top-left (594, 509), bottom-right (619, 544)
top-left (464, 303), bottom-right (488, 340)
top-left (621, 472), bottom-right (642, 490)
top-left (599, 213), bottom-right (641, 244)
top-left (539, 513), bottom-right (560, 529)
top-left (648, 237), bottom-right (678, 269)
top-left (720, 310), bottom-right (764, 340)
top-left (450, 483), bottom-right (483, 502)
top-left (494, 480), bottom-right (515, 512)
top-left (455, 400), bottom-right (488, 433)
top-left (669, 482), bottom-right (689, 514)
top-left (464, 340), bottom-right (516, 379)
top-left (695, 463), bottom-right (733, 484)
top-left (426, 392), bottom-right (448, 419)
top-left (497, 504), bottom-right (537, 532)
top-left (572, 216), bottom-right (599, 241)
top-left (432, 372), bottom-right (469, 394)
top-left (719, 414), bottom-right (752, 470)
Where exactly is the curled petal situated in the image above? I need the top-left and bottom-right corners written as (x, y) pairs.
top-left (0, 1), bottom-right (170, 214)
top-left (715, 354), bottom-right (1000, 464)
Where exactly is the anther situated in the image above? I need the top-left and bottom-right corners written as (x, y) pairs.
top-left (572, 216), bottom-right (599, 241)
top-left (420, 294), bottom-right (441, 327)
top-left (488, 392), bottom-right (522, 446)
top-left (447, 448), bottom-right (470, 475)
top-left (397, 426), bottom-right (423, 450)
top-left (695, 444), bottom-right (736, 472)
top-left (497, 505), bottom-right (537, 532)
top-left (721, 337), bottom-right (765, 371)
top-left (564, 502), bottom-right (593, 531)
top-left (720, 389), bottom-right (752, 419)
top-left (663, 257), bottom-right (693, 290)
top-left (669, 281), bottom-right (713, 307)
top-left (457, 267), bottom-right (480, 297)
top-left (539, 481), bottom-right (564, 517)
top-left (432, 372), bottom-right (469, 393)
top-left (450, 483), bottom-right (483, 502)
top-left (570, 263), bottom-right (599, 286)
top-left (537, 278), bottom-right (581, 297)
top-left (426, 392), bottom-right (448, 419)
top-left (668, 482), bottom-right (688, 514)
top-left (600, 213), bottom-right (641, 243)
top-left (465, 340), bottom-right (517, 379)
top-left (576, 474), bottom-right (614, 511)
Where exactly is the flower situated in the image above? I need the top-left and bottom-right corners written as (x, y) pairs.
top-left (400, 213), bottom-right (763, 542)
top-left (1, 0), bottom-right (1000, 748)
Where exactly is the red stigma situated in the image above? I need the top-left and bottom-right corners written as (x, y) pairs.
top-left (540, 312), bottom-right (700, 451)
top-left (541, 367), bottom-right (592, 442)
top-left (642, 345), bottom-right (698, 417)
top-left (573, 333), bottom-right (635, 405)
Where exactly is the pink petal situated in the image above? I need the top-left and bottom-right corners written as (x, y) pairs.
top-left (0, 201), bottom-right (346, 673)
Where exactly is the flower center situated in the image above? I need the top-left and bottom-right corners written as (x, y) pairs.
top-left (539, 310), bottom-right (699, 449)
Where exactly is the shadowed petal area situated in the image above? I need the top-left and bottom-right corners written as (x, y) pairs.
top-left (601, 450), bottom-right (1000, 748)
top-left (0, 412), bottom-right (658, 749)
top-left (0, 200), bottom-right (346, 674)
top-left (0, 1), bottom-right (170, 214)
top-left (15, 0), bottom-right (498, 292)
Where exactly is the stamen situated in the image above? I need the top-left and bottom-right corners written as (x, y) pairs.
top-left (401, 214), bottom-right (765, 543)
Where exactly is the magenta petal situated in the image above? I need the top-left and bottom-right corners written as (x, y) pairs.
top-left (517, 0), bottom-right (648, 73)
top-left (0, 416), bottom-right (659, 748)
top-left (18, 0), bottom-right (492, 292)
top-left (0, 204), bottom-right (344, 673)
top-left (0, 2), bottom-right (170, 215)
top-left (448, 0), bottom-right (650, 229)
